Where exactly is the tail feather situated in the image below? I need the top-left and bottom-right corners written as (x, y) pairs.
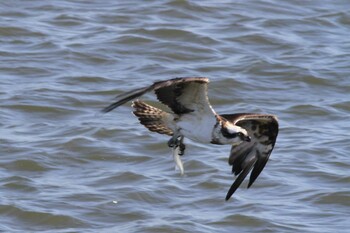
top-left (132, 100), bottom-right (174, 136)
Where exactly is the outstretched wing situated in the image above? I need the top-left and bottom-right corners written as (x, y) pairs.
top-left (221, 113), bottom-right (279, 200)
top-left (153, 77), bottom-right (212, 115)
top-left (102, 77), bottom-right (214, 115)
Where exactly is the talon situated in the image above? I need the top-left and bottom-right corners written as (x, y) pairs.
top-left (167, 138), bottom-right (176, 148)
top-left (179, 143), bottom-right (186, 156)
top-left (168, 134), bottom-right (185, 157)
top-left (168, 134), bottom-right (182, 148)
top-left (168, 141), bottom-right (174, 148)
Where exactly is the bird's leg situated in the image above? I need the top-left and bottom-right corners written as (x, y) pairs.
top-left (167, 133), bottom-right (185, 156)
top-left (168, 132), bottom-right (185, 175)
top-left (167, 136), bottom-right (176, 148)
top-left (178, 136), bottom-right (185, 156)
top-left (167, 131), bottom-right (180, 148)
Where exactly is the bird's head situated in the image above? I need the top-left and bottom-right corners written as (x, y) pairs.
top-left (213, 116), bottom-right (251, 145)
top-left (221, 123), bottom-right (251, 143)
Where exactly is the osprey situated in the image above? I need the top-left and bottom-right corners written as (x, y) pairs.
top-left (102, 77), bottom-right (278, 201)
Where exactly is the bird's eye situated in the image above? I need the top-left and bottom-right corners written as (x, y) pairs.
top-left (237, 132), bottom-right (244, 138)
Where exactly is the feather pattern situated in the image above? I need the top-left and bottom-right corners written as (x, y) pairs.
top-left (102, 77), bottom-right (210, 115)
top-left (221, 113), bottom-right (279, 200)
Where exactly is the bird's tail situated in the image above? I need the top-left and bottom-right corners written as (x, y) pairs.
top-left (132, 100), bottom-right (174, 136)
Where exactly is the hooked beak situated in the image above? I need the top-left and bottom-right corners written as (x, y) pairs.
top-left (244, 135), bottom-right (251, 142)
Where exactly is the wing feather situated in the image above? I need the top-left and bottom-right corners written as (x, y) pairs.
top-left (154, 77), bottom-right (211, 114)
top-left (221, 113), bottom-right (279, 200)
top-left (225, 157), bottom-right (257, 201)
top-left (102, 77), bottom-right (211, 115)
top-left (101, 86), bottom-right (153, 113)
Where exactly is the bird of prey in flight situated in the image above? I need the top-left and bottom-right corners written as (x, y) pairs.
top-left (102, 77), bottom-right (279, 201)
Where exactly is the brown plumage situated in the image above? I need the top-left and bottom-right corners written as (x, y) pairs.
top-left (132, 100), bottom-right (174, 136)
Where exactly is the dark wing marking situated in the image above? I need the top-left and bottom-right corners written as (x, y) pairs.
top-left (154, 77), bottom-right (209, 114)
top-left (220, 113), bottom-right (279, 200)
top-left (102, 86), bottom-right (153, 113)
top-left (102, 77), bottom-right (210, 114)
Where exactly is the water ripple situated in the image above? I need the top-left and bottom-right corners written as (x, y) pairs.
top-left (1, 0), bottom-right (350, 232)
